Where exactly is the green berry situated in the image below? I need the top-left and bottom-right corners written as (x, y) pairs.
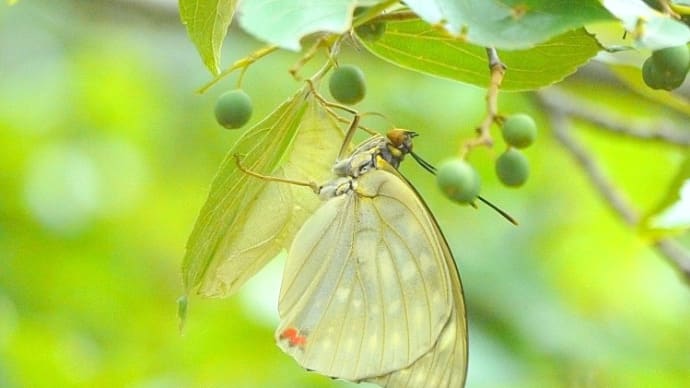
top-left (642, 45), bottom-right (690, 90)
top-left (215, 89), bottom-right (253, 129)
top-left (642, 57), bottom-right (664, 90)
top-left (328, 65), bottom-right (366, 105)
top-left (436, 159), bottom-right (481, 204)
top-left (495, 148), bottom-right (529, 187)
top-left (652, 45), bottom-right (690, 75)
top-left (501, 114), bottom-right (537, 149)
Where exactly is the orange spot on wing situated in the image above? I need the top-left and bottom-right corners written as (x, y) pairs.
top-left (280, 327), bottom-right (298, 340)
top-left (280, 327), bottom-right (307, 349)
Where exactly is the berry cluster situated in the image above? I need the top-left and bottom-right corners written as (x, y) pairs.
top-left (213, 63), bottom-right (537, 208)
top-left (437, 113), bottom-right (537, 205)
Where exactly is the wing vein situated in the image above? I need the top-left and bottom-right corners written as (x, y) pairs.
top-left (372, 196), bottom-right (436, 341)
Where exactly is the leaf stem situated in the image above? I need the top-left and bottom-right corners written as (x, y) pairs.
top-left (460, 47), bottom-right (506, 158)
top-left (659, 0), bottom-right (681, 19)
top-left (351, 0), bottom-right (400, 27)
top-left (197, 45), bottom-right (280, 94)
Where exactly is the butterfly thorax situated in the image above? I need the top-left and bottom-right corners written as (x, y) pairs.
top-left (318, 130), bottom-right (417, 200)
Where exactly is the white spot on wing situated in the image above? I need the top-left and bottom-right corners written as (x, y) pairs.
top-left (400, 260), bottom-right (417, 282)
top-left (336, 287), bottom-right (350, 302)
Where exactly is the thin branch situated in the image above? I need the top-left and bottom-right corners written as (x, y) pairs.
top-left (659, 0), bottom-right (682, 19)
top-left (538, 89), bottom-right (690, 147)
top-left (197, 45), bottom-right (279, 94)
top-left (460, 47), bottom-right (506, 157)
top-left (549, 113), bottom-right (639, 225)
top-left (654, 239), bottom-right (690, 280)
top-left (351, 0), bottom-right (400, 27)
top-left (547, 110), bottom-right (690, 283)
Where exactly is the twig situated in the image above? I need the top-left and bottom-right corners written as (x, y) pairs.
top-left (549, 113), bottom-right (639, 225)
top-left (654, 239), bottom-right (690, 280)
top-left (351, 0), bottom-right (400, 27)
top-left (548, 111), bottom-right (690, 283)
top-left (289, 35), bottom-right (336, 80)
top-left (197, 45), bottom-right (279, 94)
top-left (460, 47), bottom-right (506, 157)
top-left (538, 89), bottom-right (690, 147)
top-left (659, 0), bottom-right (681, 19)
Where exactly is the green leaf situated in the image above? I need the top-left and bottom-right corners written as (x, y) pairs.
top-left (182, 88), bottom-right (345, 298)
top-left (179, 0), bottom-right (238, 75)
top-left (404, 0), bottom-right (613, 50)
top-left (238, 0), bottom-right (356, 51)
top-left (643, 155), bottom-right (690, 235)
top-left (601, 0), bottom-right (690, 49)
top-left (358, 19), bottom-right (602, 91)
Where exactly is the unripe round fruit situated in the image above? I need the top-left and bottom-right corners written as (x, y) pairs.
top-left (501, 114), bottom-right (537, 148)
top-left (215, 89), bottom-right (253, 129)
top-left (436, 159), bottom-right (481, 204)
top-left (642, 57), bottom-right (664, 90)
top-left (328, 65), bottom-right (366, 105)
top-left (495, 148), bottom-right (529, 187)
top-left (642, 45), bottom-right (690, 90)
top-left (652, 45), bottom-right (690, 76)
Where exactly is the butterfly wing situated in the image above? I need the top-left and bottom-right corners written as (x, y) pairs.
top-left (276, 169), bottom-right (455, 381)
top-left (368, 171), bottom-right (468, 387)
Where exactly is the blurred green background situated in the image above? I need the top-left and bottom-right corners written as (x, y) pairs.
top-left (1, 1), bottom-right (689, 387)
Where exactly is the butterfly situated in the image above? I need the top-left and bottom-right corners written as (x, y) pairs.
top-left (269, 130), bottom-right (468, 387)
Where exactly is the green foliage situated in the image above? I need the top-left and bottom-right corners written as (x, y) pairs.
top-left (328, 65), bottom-right (366, 104)
top-left (238, 0), bottom-right (362, 51)
top-left (5, 1), bottom-right (690, 388)
top-left (501, 113), bottom-right (537, 149)
top-left (354, 19), bottom-right (386, 41)
top-left (214, 89), bottom-right (253, 129)
top-left (601, 0), bottom-right (690, 49)
top-left (180, 0), bottom-right (607, 88)
top-left (359, 22), bottom-right (601, 91)
top-left (403, 0), bottom-right (612, 49)
top-left (183, 89), bottom-right (347, 297)
top-left (436, 159), bottom-right (480, 204)
top-left (183, 89), bottom-right (309, 296)
top-left (179, 0), bottom-right (238, 74)
top-left (495, 148), bottom-right (530, 187)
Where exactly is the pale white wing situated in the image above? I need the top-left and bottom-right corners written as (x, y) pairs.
top-left (368, 176), bottom-right (467, 387)
top-left (276, 170), bottom-right (453, 381)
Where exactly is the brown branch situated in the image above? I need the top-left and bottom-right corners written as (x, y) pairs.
top-left (549, 113), bottom-right (639, 225)
top-left (659, 0), bottom-right (681, 19)
top-left (654, 239), bottom-right (690, 280)
top-left (538, 89), bottom-right (690, 147)
top-left (547, 110), bottom-right (690, 283)
top-left (460, 47), bottom-right (506, 157)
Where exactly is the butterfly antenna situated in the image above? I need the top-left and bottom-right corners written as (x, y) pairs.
top-left (476, 195), bottom-right (518, 225)
top-left (410, 151), bottom-right (518, 226)
top-left (410, 151), bottom-right (437, 174)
